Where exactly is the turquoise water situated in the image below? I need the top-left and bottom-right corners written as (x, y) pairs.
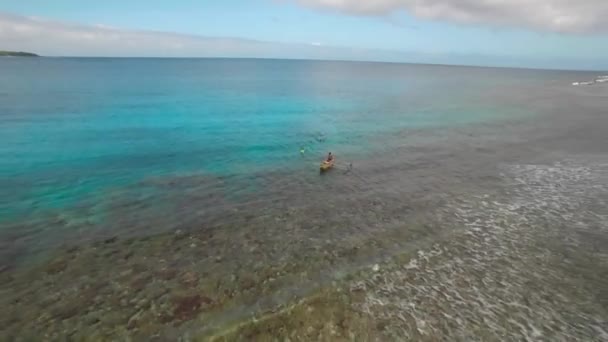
top-left (0, 58), bottom-right (590, 224)
top-left (3, 59), bottom-right (607, 340)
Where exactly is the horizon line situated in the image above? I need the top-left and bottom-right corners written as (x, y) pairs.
top-left (15, 55), bottom-right (606, 73)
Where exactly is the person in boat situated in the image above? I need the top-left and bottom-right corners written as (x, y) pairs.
top-left (326, 152), bottom-right (334, 162)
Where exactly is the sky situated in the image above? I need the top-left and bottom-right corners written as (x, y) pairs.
top-left (1, 0), bottom-right (607, 70)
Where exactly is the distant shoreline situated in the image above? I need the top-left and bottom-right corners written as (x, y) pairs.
top-left (0, 51), bottom-right (39, 57)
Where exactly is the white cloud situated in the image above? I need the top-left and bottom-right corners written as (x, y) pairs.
top-left (295, 0), bottom-right (608, 33)
top-left (0, 12), bottom-right (605, 70)
top-left (0, 12), bottom-right (273, 57)
top-left (0, 12), bottom-right (396, 59)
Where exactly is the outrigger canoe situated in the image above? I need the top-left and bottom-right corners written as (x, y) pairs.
top-left (320, 159), bottom-right (334, 172)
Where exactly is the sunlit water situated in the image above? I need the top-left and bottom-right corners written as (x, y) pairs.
top-left (0, 59), bottom-right (586, 221)
top-left (1, 58), bottom-right (606, 340)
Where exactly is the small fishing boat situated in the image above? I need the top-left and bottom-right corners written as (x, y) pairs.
top-left (320, 159), bottom-right (334, 172)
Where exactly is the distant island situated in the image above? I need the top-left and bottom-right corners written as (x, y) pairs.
top-left (0, 51), bottom-right (39, 57)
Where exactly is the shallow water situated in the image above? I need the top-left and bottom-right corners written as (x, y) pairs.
top-left (1, 59), bottom-right (607, 340)
top-left (0, 59), bottom-right (593, 221)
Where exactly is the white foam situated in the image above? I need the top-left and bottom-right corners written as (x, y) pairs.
top-left (572, 75), bottom-right (608, 85)
top-left (353, 159), bottom-right (608, 340)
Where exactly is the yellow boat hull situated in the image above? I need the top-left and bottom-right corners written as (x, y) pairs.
top-left (320, 160), bottom-right (334, 172)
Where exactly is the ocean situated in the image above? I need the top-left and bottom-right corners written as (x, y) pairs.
top-left (1, 58), bottom-right (607, 340)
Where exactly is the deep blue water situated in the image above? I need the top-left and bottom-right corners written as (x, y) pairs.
top-left (0, 58), bottom-right (594, 222)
